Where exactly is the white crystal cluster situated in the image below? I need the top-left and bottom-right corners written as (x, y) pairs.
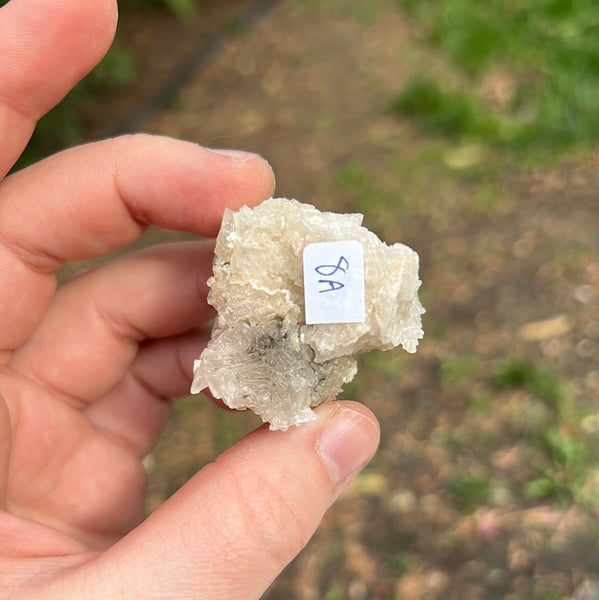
top-left (191, 198), bottom-right (424, 430)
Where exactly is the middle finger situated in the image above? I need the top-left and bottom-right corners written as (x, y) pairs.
top-left (10, 241), bottom-right (215, 404)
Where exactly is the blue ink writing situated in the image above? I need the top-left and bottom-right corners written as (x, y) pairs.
top-left (318, 280), bottom-right (345, 292)
top-left (315, 256), bottom-right (349, 293)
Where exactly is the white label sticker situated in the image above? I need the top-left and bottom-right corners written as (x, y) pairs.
top-left (303, 240), bottom-right (365, 325)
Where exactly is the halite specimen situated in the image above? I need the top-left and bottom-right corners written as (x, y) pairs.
top-left (191, 198), bottom-right (424, 431)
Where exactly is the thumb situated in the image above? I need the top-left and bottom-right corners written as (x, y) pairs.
top-left (0, 397), bottom-right (10, 504)
top-left (69, 401), bottom-right (378, 599)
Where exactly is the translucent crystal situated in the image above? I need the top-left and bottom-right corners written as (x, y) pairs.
top-left (191, 198), bottom-right (424, 430)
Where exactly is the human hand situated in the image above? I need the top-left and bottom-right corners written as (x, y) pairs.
top-left (0, 1), bottom-right (380, 598)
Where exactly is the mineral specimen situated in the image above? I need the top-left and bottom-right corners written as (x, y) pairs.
top-left (191, 198), bottom-right (424, 431)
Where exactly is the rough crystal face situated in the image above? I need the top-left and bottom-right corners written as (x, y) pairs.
top-left (191, 198), bottom-right (424, 430)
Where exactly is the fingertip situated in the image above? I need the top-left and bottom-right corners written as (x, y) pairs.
top-left (108, 135), bottom-right (276, 237)
top-left (206, 146), bottom-right (277, 210)
top-left (314, 401), bottom-right (380, 490)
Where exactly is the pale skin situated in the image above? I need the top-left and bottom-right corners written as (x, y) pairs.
top-left (0, 0), bottom-right (380, 598)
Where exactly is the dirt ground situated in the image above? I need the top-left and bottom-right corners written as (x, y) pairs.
top-left (69, 1), bottom-right (599, 598)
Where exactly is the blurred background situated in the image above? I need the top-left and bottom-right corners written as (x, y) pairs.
top-left (10, 0), bottom-right (599, 598)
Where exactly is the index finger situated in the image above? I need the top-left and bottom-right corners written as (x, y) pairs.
top-left (0, 0), bottom-right (117, 176)
top-left (0, 134), bottom-right (275, 355)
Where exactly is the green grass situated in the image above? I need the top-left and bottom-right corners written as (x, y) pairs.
top-left (336, 160), bottom-right (403, 214)
top-left (363, 349), bottom-right (407, 379)
top-left (490, 360), bottom-right (595, 507)
top-left (436, 359), bottom-right (597, 511)
top-left (447, 472), bottom-right (491, 513)
top-left (394, 0), bottom-right (599, 163)
top-left (440, 354), bottom-right (480, 386)
top-left (530, 592), bottom-right (563, 600)
top-left (490, 360), bottom-right (566, 411)
top-left (322, 584), bottom-right (344, 600)
top-left (385, 552), bottom-right (409, 577)
top-left (343, 350), bottom-right (407, 399)
top-left (133, 0), bottom-right (197, 19)
top-left (392, 78), bottom-right (494, 140)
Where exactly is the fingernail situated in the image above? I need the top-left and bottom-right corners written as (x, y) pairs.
top-left (317, 407), bottom-right (379, 487)
top-left (210, 148), bottom-right (258, 159)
